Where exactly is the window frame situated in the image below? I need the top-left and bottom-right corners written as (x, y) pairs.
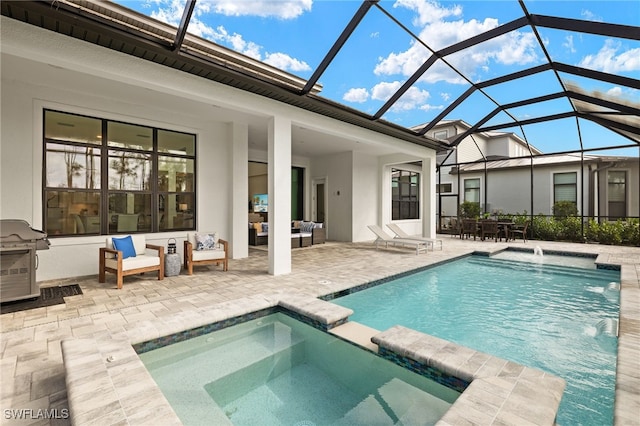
top-left (463, 178), bottom-right (481, 203)
top-left (607, 170), bottom-right (627, 219)
top-left (553, 171), bottom-right (577, 206)
top-left (43, 109), bottom-right (196, 237)
top-left (391, 168), bottom-right (420, 221)
top-left (436, 183), bottom-right (452, 194)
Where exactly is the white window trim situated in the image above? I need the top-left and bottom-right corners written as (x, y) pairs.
top-left (550, 169), bottom-right (581, 215)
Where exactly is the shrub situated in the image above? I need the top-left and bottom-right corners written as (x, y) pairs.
top-left (459, 201), bottom-right (481, 218)
top-left (553, 201), bottom-right (578, 219)
top-left (620, 219), bottom-right (640, 246)
top-left (598, 221), bottom-right (623, 245)
top-left (559, 216), bottom-right (584, 242)
top-left (585, 219), bottom-right (599, 242)
top-left (532, 214), bottom-right (559, 240)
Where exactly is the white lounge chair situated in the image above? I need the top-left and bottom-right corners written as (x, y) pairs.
top-left (367, 225), bottom-right (427, 255)
top-left (386, 223), bottom-right (443, 251)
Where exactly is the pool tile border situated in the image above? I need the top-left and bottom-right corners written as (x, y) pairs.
top-left (61, 291), bottom-right (568, 426)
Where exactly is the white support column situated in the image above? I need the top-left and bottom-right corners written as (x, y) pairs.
top-left (231, 122), bottom-right (249, 259)
top-left (422, 157), bottom-right (436, 238)
top-left (268, 116), bottom-right (292, 275)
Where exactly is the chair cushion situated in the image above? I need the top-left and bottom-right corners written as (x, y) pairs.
top-left (300, 221), bottom-right (315, 233)
top-left (112, 236), bottom-right (136, 259)
top-left (192, 248), bottom-right (225, 261)
top-left (188, 232), bottom-right (219, 248)
top-left (106, 235), bottom-right (147, 258)
top-left (195, 233), bottom-right (217, 250)
top-left (253, 222), bottom-right (262, 231)
top-left (105, 255), bottom-right (160, 271)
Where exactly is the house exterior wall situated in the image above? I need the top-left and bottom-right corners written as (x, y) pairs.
top-left (0, 17), bottom-right (437, 280)
top-left (310, 152), bottom-right (353, 242)
top-left (352, 152), bottom-right (381, 242)
top-left (457, 135), bottom-right (488, 163)
top-left (1, 58), bottom-right (233, 281)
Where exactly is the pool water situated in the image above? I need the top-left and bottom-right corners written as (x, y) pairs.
top-left (333, 255), bottom-right (620, 426)
top-left (139, 313), bottom-right (458, 425)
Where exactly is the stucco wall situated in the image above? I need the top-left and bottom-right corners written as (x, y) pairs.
top-left (311, 152), bottom-right (354, 242)
top-left (2, 16), bottom-right (438, 280)
top-left (1, 60), bottom-right (232, 280)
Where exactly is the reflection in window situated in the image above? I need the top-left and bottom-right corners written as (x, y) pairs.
top-left (464, 178), bottom-right (480, 203)
top-left (608, 170), bottom-right (626, 219)
top-left (108, 151), bottom-right (151, 191)
top-left (43, 110), bottom-right (196, 236)
top-left (45, 143), bottom-right (101, 189)
top-left (108, 121), bottom-right (153, 151)
top-left (553, 172), bottom-right (577, 205)
top-left (392, 169), bottom-right (420, 220)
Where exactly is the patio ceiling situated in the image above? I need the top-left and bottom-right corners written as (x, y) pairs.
top-left (1, 0), bottom-right (639, 158)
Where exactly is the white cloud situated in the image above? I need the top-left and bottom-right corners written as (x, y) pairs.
top-left (607, 86), bottom-right (622, 97)
top-left (343, 88), bottom-right (370, 103)
top-left (264, 52), bottom-right (311, 71)
top-left (440, 92), bottom-right (450, 101)
top-left (393, 0), bottom-right (462, 26)
top-left (200, 0), bottom-right (312, 19)
top-left (375, 2), bottom-right (539, 84)
top-left (371, 81), bottom-right (403, 101)
top-left (581, 9), bottom-right (603, 22)
top-left (147, 0), bottom-right (310, 72)
top-left (563, 35), bottom-right (576, 54)
top-left (419, 103), bottom-right (444, 112)
top-left (371, 82), bottom-right (432, 111)
top-left (579, 39), bottom-right (640, 73)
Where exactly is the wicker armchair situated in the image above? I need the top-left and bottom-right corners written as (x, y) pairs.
top-left (510, 221), bottom-right (530, 242)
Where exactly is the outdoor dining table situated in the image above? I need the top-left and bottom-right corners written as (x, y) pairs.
top-left (497, 221), bottom-right (514, 241)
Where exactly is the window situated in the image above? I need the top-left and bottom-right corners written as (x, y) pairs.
top-left (436, 183), bottom-right (452, 193)
top-left (463, 178), bottom-right (480, 203)
top-left (433, 130), bottom-right (448, 140)
top-left (392, 169), bottom-right (419, 220)
top-left (44, 110), bottom-right (196, 236)
top-left (291, 166), bottom-right (304, 220)
top-left (553, 172), bottom-right (577, 205)
top-left (608, 171), bottom-right (626, 219)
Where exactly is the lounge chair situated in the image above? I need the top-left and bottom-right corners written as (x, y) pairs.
top-left (367, 225), bottom-right (427, 255)
top-left (386, 223), bottom-right (442, 251)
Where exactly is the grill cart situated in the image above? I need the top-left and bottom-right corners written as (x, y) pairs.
top-left (0, 219), bottom-right (50, 303)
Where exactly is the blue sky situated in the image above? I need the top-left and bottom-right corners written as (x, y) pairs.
top-left (114, 0), bottom-right (639, 155)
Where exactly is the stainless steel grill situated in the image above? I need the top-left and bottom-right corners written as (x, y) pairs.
top-left (0, 220), bottom-right (50, 303)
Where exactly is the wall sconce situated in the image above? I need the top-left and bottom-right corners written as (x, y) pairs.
top-left (179, 203), bottom-right (188, 212)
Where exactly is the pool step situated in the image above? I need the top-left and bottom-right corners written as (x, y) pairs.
top-left (141, 320), bottom-right (306, 425)
top-left (205, 343), bottom-right (306, 407)
top-left (330, 321), bottom-right (379, 351)
top-left (141, 317), bottom-right (301, 371)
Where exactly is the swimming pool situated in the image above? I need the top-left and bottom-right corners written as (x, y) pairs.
top-left (332, 255), bottom-right (620, 426)
top-left (139, 312), bottom-right (458, 425)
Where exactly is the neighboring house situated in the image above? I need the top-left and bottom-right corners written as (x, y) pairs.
top-left (0, 14), bottom-right (441, 281)
top-left (419, 120), bottom-right (639, 227)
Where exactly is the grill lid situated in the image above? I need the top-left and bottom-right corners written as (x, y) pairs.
top-left (0, 219), bottom-right (50, 249)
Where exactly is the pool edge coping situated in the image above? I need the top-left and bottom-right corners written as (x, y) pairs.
top-left (61, 290), bottom-right (569, 426)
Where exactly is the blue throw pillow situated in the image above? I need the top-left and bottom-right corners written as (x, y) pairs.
top-left (112, 236), bottom-right (136, 259)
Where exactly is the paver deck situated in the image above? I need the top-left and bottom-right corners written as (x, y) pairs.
top-left (1, 237), bottom-right (639, 425)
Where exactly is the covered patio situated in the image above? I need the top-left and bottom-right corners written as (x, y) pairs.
top-left (1, 238), bottom-right (639, 425)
